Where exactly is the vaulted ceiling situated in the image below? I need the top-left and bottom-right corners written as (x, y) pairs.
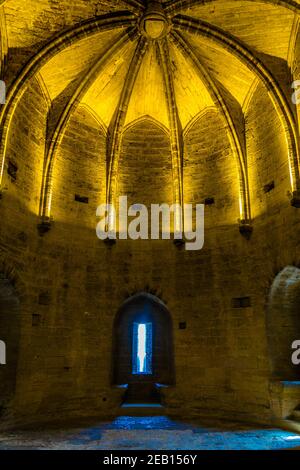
top-left (0, 0), bottom-right (299, 226)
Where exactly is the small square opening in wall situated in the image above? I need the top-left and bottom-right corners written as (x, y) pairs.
top-left (75, 194), bottom-right (89, 204)
top-left (263, 181), bottom-right (275, 193)
top-left (32, 314), bottom-right (41, 327)
top-left (38, 292), bottom-right (51, 306)
top-left (231, 297), bottom-right (251, 308)
top-left (7, 160), bottom-right (18, 181)
top-left (179, 322), bottom-right (187, 330)
top-left (204, 197), bottom-right (215, 206)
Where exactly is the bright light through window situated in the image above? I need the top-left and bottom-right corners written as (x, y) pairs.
top-left (138, 324), bottom-right (146, 373)
top-left (132, 322), bottom-right (152, 375)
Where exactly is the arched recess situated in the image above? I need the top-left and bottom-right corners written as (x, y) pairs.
top-left (0, 12), bottom-right (137, 187)
top-left (246, 82), bottom-right (291, 217)
top-left (184, 108), bottom-right (240, 226)
top-left (50, 106), bottom-right (107, 227)
top-left (267, 266), bottom-right (300, 380)
top-left (107, 36), bottom-right (149, 234)
top-left (124, 115), bottom-right (170, 138)
top-left (112, 293), bottom-right (175, 387)
top-left (0, 271), bottom-right (21, 417)
top-left (1, 76), bottom-right (48, 214)
top-left (173, 16), bottom-right (300, 199)
top-left (40, 29), bottom-right (134, 221)
top-left (117, 117), bottom-right (173, 234)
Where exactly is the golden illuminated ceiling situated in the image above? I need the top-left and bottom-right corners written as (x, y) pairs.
top-left (1, 0), bottom-right (298, 133)
top-left (0, 0), bottom-right (299, 226)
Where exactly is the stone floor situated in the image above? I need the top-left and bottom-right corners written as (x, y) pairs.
top-left (0, 416), bottom-right (300, 450)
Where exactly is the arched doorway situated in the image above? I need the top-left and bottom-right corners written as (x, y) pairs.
top-left (112, 293), bottom-right (175, 405)
top-left (267, 266), bottom-right (300, 380)
top-left (0, 273), bottom-right (21, 417)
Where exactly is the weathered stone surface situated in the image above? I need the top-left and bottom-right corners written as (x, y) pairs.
top-left (0, 0), bottom-right (300, 430)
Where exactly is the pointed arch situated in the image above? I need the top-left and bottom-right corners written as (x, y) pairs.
top-left (36, 73), bottom-right (52, 110)
top-left (112, 292), bottom-right (175, 386)
top-left (0, 12), bottom-right (137, 188)
top-left (242, 78), bottom-right (260, 115)
top-left (124, 115), bottom-right (170, 137)
top-left (40, 29), bottom-right (136, 220)
top-left (107, 36), bottom-right (149, 234)
top-left (173, 15), bottom-right (300, 200)
top-left (172, 30), bottom-right (251, 223)
top-left (183, 106), bottom-right (216, 136)
top-left (78, 104), bottom-right (108, 137)
top-left (165, 0), bottom-right (300, 15)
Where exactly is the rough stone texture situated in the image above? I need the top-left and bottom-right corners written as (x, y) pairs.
top-left (2, 77), bottom-right (48, 214)
top-left (184, 108), bottom-right (240, 226)
top-left (0, 106), bottom-right (276, 425)
top-left (1, 99), bottom-right (300, 426)
top-left (246, 82), bottom-right (291, 218)
top-left (118, 120), bottom-right (173, 209)
top-left (0, 276), bottom-right (20, 415)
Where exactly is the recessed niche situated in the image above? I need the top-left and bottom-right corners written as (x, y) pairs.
top-left (179, 322), bottom-right (187, 330)
top-left (75, 194), bottom-right (89, 204)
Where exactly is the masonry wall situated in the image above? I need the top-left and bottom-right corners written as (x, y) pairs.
top-left (1, 85), bottom-right (300, 427)
top-left (2, 77), bottom-right (48, 215)
top-left (51, 106), bottom-right (106, 229)
top-left (292, 25), bottom-right (300, 131)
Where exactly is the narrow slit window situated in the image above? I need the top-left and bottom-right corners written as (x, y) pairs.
top-left (132, 322), bottom-right (152, 375)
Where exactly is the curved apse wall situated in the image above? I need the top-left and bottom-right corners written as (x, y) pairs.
top-left (0, 0), bottom-right (299, 429)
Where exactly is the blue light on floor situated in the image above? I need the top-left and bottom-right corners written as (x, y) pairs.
top-left (137, 324), bottom-right (146, 373)
top-left (1, 417), bottom-right (300, 450)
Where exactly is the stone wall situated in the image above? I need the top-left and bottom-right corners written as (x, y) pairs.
top-left (119, 120), bottom-right (173, 209)
top-left (1, 69), bottom-right (300, 427)
top-left (184, 108), bottom-right (240, 227)
top-left (246, 82), bottom-right (291, 218)
top-left (2, 77), bottom-right (47, 215)
top-left (51, 106), bottom-right (106, 228)
top-left (292, 25), bottom-right (300, 131)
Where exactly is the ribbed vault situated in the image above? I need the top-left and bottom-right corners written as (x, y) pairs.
top-left (0, 0), bottom-right (299, 233)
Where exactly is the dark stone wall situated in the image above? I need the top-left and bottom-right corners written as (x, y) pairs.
top-left (119, 120), bottom-right (173, 209)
